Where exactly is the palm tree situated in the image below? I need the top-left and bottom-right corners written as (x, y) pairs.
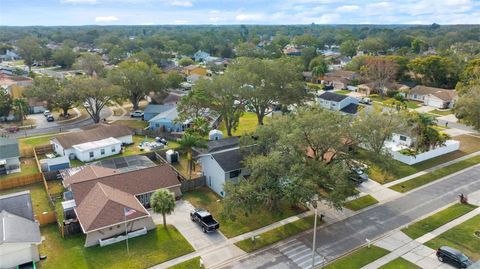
top-left (150, 189), bottom-right (175, 228)
top-left (178, 134), bottom-right (207, 179)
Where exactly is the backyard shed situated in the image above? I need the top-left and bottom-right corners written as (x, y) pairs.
top-left (40, 156), bottom-right (71, 172)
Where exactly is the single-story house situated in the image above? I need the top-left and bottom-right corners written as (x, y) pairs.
top-left (0, 191), bottom-right (41, 268)
top-left (0, 50), bottom-right (21, 61)
top-left (51, 124), bottom-right (133, 162)
top-left (358, 82), bottom-right (410, 96)
top-left (28, 98), bottom-right (47, 114)
top-left (193, 50), bottom-right (211, 62)
top-left (318, 91), bottom-right (360, 115)
top-left (183, 65), bottom-right (207, 76)
top-left (0, 137), bottom-right (20, 175)
top-left (148, 106), bottom-right (186, 132)
top-left (199, 147), bottom-right (248, 197)
top-left (407, 86), bottom-right (457, 109)
top-left (283, 45), bottom-right (302, 56)
top-left (321, 70), bottom-right (360, 90)
top-left (65, 165), bottom-right (181, 247)
top-left (143, 104), bottom-right (176, 121)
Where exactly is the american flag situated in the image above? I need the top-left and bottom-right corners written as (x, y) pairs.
top-left (124, 207), bottom-right (136, 217)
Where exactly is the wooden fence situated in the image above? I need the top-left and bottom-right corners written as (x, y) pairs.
top-left (181, 176), bottom-right (206, 192)
top-left (0, 173), bottom-right (43, 190)
top-left (19, 148), bottom-right (35, 158)
top-left (37, 211), bottom-right (57, 226)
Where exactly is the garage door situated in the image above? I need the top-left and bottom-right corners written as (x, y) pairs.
top-left (426, 99), bottom-right (444, 108)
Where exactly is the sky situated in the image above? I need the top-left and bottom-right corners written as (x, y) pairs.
top-left (0, 0), bottom-right (479, 26)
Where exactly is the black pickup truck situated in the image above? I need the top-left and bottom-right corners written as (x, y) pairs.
top-left (190, 208), bottom-right (220, 233)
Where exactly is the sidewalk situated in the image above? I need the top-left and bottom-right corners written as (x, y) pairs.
top-left (383, 150), bottom-right (480, 188)
top-left (361, 190), bottom-right (480, 269)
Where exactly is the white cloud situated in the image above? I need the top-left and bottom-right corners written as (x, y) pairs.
top-left (95, 16), bottom-right (119, 22)
top-left (172, 19), bottom-right (188, 24)
top-left (235, 13), bottom-right (264, 22)
top-left (336, 5), bottom-right (360, 12)
top-left (171, 0), bottom-right (193, 7)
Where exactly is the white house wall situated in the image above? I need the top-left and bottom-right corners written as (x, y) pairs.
top-left (117, 135), bottom-right (133, 145)
top-left (74, 143), bottom-right (122, 162)
top-left (200, 155), bottom-right (227, 197)
top-left (0, 243), bottom-right (39, 268)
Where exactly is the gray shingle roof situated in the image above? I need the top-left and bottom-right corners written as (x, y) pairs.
top-left (144, 104), bottom-right (176, 114)
top-left (0, 191), bottom-right (35, 221)
top-left (211, 148), bottom-right (244, 172)
top-left (193, 137), bottom-right (240, 156)
top-left (319, 92), bottom-right (348, 102)
top-left (0, 210), bottom-right (41, 243)
top-left (0, 137), bottom-right (19, 160)
top-left (340, 103), bottom-right (359, 114)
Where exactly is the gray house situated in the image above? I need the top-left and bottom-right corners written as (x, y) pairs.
top-left (198, 144), bottom-right (248, 197)
top-left (0, 137), bottom-right (21, 175)
top-left (318, 92), bottom-right (360, 115)
top-left (143, 104), bottom-right (176, 121)
top-left (0, 191), bottom-right (42, 268)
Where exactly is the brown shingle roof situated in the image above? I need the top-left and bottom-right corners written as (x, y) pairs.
top-left (53, 124), bottom-right (132, 149)
top-left (75, 182), bottom-right (148, 232)
top-left (71, 165), bottom-right (181, 205)
top-left (63, 165), bottom-right (118, 187)
top-left (411, 86), bottom-right (457, 101)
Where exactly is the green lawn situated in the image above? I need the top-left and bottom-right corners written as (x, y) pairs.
top-left (425, 214), bottom-right (480, 261)
top-left (218, 112), bottom-right (265, 136)
top-left (38, 224), bottom-right (195, 269)
top-left (0, 182), bottom-right (51, 215)
top-left (430, 109), bottom-right (453, 116)
top-left (357, 134), bottom-right (480, 184)
top-left (235, 215), bottom-right (318, 252)
top-left (334, 90), bottom-right (351, 95)
top-left (370, 96), bottom-right (421, 109)
top-left (0, 157), bottom-right (40, 180)
top-left (113, 120), bottom-right (148, 130)
top-left (401, 203), bottom-right (478, 239)
top-left (379, 257), bottom-right (421, 269)
top-left (167, 257), bottom-right (203, 269)
top-left (18, 133), bottom-right (60, 151)
top-left (390, 155), bottom-right (480, 193)
top-left (183, 187), bottom-right (305, 238)
top-left (323, 246), bottom-right (390, 269)
top-left (344, 195), bottom-right (379, 211)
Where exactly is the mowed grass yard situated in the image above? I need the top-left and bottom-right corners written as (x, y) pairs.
top-left (0, 182), bottom-right (51, 215)
top-left (344, 195), bottom-right (379, 211)
top-left (235, 215), bottom-right (319, 252)
top-left (379, 257), bottom-right (421, 269)
top-left (323, 246), bottom-right (390, 269)
top-left (183, 187), bottom-right (306, 238)
top-left (425, 214), bottom-right (480, 261)
top-left (38, 224), bottom-right (194, 269)
top-left (0, 157), bottom-right (39, 180)
top-left (358, 134), bottom-right (480, 184)
top-left (218, 112), bottom-right (266, 136)
top-left (401, 203), bottom-right (478, 239)
top-left (167, 257), bottom-right (203, 269)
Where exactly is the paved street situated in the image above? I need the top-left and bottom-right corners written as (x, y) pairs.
top-left (219, 165), bottom-right (480, 269)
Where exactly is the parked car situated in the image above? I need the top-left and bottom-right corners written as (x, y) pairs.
top-left (190, 208), bottom-right (220, 233)
top-left (359, 97), bottom-right (372, 105)
top-left (436, 246), bottom-right (472, 268)
top-left (350, 168), bottom-right (368, 185)
top-left (46, 115), bottom-right (55, 122)
top-left (5, 126), bottom-right (19, 133)
top-left (43, 110), bottom-right (51, 116)
top-left (130, 110), bottom-right (144, 118)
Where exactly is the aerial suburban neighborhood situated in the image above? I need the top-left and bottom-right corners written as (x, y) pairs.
top-left (0, 1), bottom-right (480, 269)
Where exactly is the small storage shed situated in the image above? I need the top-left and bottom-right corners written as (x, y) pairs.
top-left (40, 156), bottom-right (71, 172)
top-left (209, 129), bottom-right (223, 141)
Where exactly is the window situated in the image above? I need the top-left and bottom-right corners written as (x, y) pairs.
top-left (112, 146), bottom-right (116, 153)
top-left (399, 135), bottom-right (407, 142)
top-left (101, 149), bottom-right (105, 155)
top-left (89, 152), bottom-right (94, 158)
top-left (229, 169), bottom-right (241, 178)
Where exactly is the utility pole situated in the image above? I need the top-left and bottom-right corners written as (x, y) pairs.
top-left (307, 195), bottom-right (319, 269)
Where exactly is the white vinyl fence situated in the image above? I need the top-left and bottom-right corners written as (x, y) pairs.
top-left (390, 140), bottom-right (460, 165)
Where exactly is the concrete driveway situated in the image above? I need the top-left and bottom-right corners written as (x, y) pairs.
top-left (151, 199), bottom-right (227, 250)
top-left (28, 113), bottom-right (59, 129)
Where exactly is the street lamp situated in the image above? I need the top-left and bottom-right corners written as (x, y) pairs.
top-left (306, 195), bottom-right (319, 269)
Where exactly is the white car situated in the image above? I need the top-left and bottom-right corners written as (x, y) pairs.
top-left (130, 110), bottom-right (144, 118)
top-left (43, 110), bottom-right (51, 117)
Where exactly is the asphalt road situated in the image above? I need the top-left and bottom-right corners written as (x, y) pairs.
top-left (6, 107), bottom-right (112, 139)
top-left (220, 165), bottom-right (480, 269)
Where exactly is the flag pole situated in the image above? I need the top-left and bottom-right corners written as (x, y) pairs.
top-left (125, 208), bottom-right (129, 255)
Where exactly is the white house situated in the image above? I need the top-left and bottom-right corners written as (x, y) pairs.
top-left (199, 147), bottom-right (248, 197)
top-left (0, 191), bottom-right (41, 268)
top-left (408, 86), bottom-right (457, 109)
top-left (318, 91), bottom-right (360, 115)
top-left (51, 124), bottom-right (133, 162)
top-left (0, 137), bottom-right (20, 175)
